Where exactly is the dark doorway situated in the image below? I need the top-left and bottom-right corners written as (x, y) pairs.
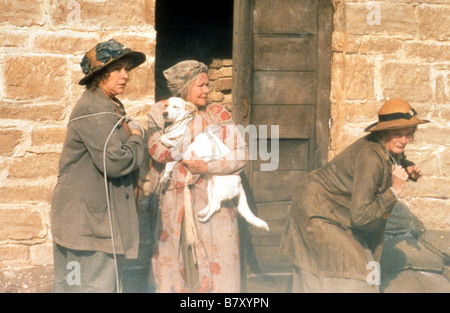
top-left (155, 0), bottom-right (234, 101)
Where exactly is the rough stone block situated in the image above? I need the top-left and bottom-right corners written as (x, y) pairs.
top-left (220, 66), bottom-right (233, 78)
top-left (7, 153), bottom-right (60, 179)
top-left (359, 36), bottom-right (402, 54)
top-left (0, 245), bottom-right (28, 262)
top-left (404, 42), bottom-right (450, 63)
top-left (30, 244), bottom-right (53, 266)
top-left (403, 177), bottom-right (450, 200)
top-left (222, 59), bottom-right (233, 67)
top-left (0, 129), bottom-right (22, 155)
top-left (0, 104), bottom-right (65, 121)
top-left (344, 54), bottom-right (375, 99)
top-left (50, 0), bottom-right (154, 29)
top-left (417, 6), bottom-right (450, 41)
top-left (0, 209), bottom-right (45, 240)
top-left (381, 63), bottom-right (432, 102)
top-left (414, 127), bottom-right (450, 146)
top-left (343, 101), bottom-right (380, 123)
top-left (0, 32), bottom-right (28, 47)
top-left (4, 55), bottom-right (68, 101)
top-left (31, 127), bottom-right (67, 146)
top-left (403, 150), bottom-right (446, 177)
top-left (0, 0), bottom-right (45, 27)
top-left (33, 32), bottom-right (99, 55)
top-left (214, 78), bottom-right (232, 92)
top-left (345, 3), bottom-right (417, 37)
top-left (0, 186), bottom-right (53, 203)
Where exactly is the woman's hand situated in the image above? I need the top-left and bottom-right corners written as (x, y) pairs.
top-left (182, 151), bottom-right (208, 174)
top-left (182, 159), bottom-right (208, 174)
top-left (127, 117), bottom-right (144, 138)
top-left (392, 165), bottom-right (409, 195)
top-left (406, 165), bottom-right (423, 182)
top-left (130, 129), bottom-right (143, 137)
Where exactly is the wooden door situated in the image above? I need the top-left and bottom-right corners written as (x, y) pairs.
top-left (232, 0), bottom-right (333, 292)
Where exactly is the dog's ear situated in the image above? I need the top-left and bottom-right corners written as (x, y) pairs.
top-left (185, 101), bottom-right (198, 114)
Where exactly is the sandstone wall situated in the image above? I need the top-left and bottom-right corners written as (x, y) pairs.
top-left (330, 0), bottom-right (449, 231)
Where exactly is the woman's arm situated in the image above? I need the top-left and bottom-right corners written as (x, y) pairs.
top-left (72, 113), bottom-right (144, 178)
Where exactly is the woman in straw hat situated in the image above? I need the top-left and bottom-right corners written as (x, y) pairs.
top-left (280, 98), bottom-right (429, 293)
top-left (51, 39), bottom-right (146, 292)
top-left (146, 60), bottom-right (248, 292)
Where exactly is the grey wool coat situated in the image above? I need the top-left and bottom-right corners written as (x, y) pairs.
top-left (51, 88), bottom-right (144, 259)
top-left (280, 135), bottom-right (412, 281)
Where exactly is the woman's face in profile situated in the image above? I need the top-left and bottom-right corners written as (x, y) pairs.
top-left (186, 72), bottom-right (210, 107)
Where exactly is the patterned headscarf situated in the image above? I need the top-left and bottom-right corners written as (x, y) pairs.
top-left (163, 60), bottom-right (208, 96)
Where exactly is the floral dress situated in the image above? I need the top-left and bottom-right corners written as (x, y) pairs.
top-left (146, 100), bottom-right (248, 292)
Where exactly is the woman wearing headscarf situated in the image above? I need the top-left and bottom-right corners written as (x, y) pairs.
top-left (146, 60), bottom-right (248, 292)
top-left (280, 99), bottom-right (429, 292)
top-left (51, 39), bottom-right (146, 292)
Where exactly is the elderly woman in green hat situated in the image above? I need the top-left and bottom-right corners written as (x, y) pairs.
top-left (280, 99), bottom-right (429, 293)
top-left (51, 39), bottom-right (146, 292)
top-left (146, 60), bottom-right (248, 293)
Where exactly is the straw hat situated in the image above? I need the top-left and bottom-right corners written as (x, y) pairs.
top-left (78, 39), bottom-right (146, 85)
top-left (365, 99), bottom-right (430, 132)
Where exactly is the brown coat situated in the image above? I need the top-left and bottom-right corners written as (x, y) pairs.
top-left (51, 88), bottom-right (144, 259)
top-left (281, 135), bottom-right (410, 281)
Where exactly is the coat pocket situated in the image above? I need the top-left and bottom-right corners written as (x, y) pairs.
top-left (80, 200), bottom-right (112, 238)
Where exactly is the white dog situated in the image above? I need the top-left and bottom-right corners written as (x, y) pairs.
top-left (160, 97), bottom-right (269, 231)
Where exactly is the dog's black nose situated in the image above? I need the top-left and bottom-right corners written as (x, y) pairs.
top-left (162, 111), bottom-right (168, 117)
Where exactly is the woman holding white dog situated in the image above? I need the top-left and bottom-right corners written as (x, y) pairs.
top-left (146, 60), bottom-right (248, 292)
top-left (280, 99), bottom-right (429, 292)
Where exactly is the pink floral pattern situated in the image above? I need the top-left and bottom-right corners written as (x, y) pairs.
top-left (147, 101), bottom-right (248, 292)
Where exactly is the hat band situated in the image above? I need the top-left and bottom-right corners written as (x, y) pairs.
top-left (379, 109), bottom-right (417, 122)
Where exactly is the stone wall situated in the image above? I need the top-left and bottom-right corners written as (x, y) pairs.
top-left (330, 0), bottom-right (449, 230)
top-left (207, 58), bottom-right (233, 112)
top-left (0, 0), bottom-right (156, 291)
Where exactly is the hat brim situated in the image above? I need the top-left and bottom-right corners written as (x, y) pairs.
top-left (78, 50), bottom-right (146, 86)
top-left (365, 117), bottom-right (430, 132)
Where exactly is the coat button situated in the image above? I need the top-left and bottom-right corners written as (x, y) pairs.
top-left (125, 194), bottom-right (130, 199)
